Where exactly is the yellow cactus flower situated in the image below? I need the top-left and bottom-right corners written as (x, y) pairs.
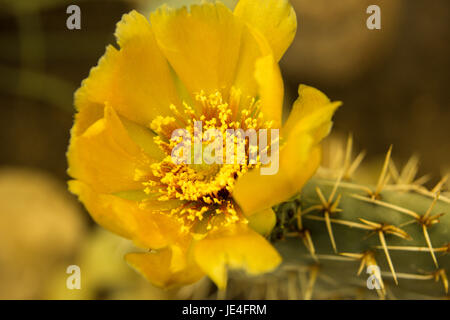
top-left (67, 0), bottom-right (341, 290)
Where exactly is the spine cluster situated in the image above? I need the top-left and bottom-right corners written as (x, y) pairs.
top-left (271, 142), bottom-right (449, 299)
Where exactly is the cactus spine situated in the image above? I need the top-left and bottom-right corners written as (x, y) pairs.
top-left (269, 143), bottom-right (449, 299)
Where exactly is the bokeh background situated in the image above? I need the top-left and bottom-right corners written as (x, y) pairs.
top-left (0, 0), bottom-right (448, 299)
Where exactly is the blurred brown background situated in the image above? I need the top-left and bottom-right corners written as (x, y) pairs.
top-left (0, 0), bottom-right (448, 299)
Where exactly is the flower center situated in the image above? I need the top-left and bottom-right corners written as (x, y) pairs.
top-left (141, 88), bottom-right (273, 233)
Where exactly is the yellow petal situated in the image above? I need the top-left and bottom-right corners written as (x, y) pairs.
top-left (68, 180), bottom-right (183, 249)
top-left (234, 134), bottom-right (321, 215)
top-left (233, 85), bottom-right (340, 215)
top-left (75, 10), bottom-right (180, 127)
top-left (193, 224), bottom-right (281, 289)
top-left (282, 84), bottom-right (342, 142)
top-left (70, 102), bottom-right (104, 137)
top-left (247, 207), bottom-right (276, 236)
top-left (254, 54), bottom-right (284, 128)
top-left (233, 26), bottom-right (283, 126)
top-left (234, 0), bottom-right (297, 61)
top-left (150, 3), bottom-right (242, 96)
top-left (126, 246), bottom-right (204, 289)
top-left (119, 116), bottom-right (166, 160)
top-left (67, 105), bottom-right (151, 194)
